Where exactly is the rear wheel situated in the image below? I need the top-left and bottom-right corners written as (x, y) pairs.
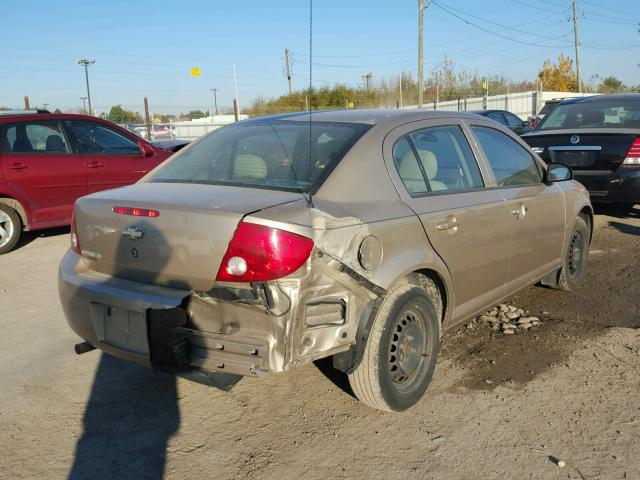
top-left (348, 283), bottom-right (440, 412)
top-left (0, 204), bottom-right (21, 255)
top-left (556, 216), bottom-right (590, 291)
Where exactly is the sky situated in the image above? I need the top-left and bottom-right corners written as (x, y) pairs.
top-left (1, 0), bottom-right (639, 114)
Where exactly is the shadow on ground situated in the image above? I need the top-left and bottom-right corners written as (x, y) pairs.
top-left (15, 226), bottom-right (69, 251)
top-left (68, 354), bottom-right (180, 480)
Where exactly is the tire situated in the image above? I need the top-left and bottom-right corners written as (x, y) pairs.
top-left (0, 204), bottom-right (21, 255)
top-left (556, 216), bottom-right (590, 291)
top-left (348, 283), bottom-right (440, 412)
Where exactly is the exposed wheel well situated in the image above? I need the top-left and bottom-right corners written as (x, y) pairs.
top-left (0, 196), bottom-right (27, 230)
top-left (579, 207), bottom-right (593, 243)
top-left (412, 269), bottom-right (447, 326)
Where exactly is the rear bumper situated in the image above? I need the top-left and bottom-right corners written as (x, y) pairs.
top-left (573, 168), bottom-right (640, 203)
top-left (58, 250), bottom-right (373, 377)
top-left (58, 250), bottom-right (277, 376)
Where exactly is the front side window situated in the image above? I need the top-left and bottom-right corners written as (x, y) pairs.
top-left (472, 126), bottom-right (541, 186)
top-left (148, 120), bottom-right (370, 193)
top-left (3, 121), bottom-right (70, 154)
top-left (67, 121), bottom-right (140, 155)
top-left (393, 125), bottom-right (483, 195)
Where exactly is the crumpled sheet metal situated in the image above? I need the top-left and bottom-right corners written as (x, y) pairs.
top-left (186, 244), bottom-right (380, 373)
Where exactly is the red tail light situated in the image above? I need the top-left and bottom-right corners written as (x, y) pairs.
top-left (216, 222), bottom-right (314, 282)
top-left (622, 137), bottom-right (640, 168)
top-left (70, 209), bottom-right (81, 255)
top-left (113, 206), bottom-right (160, 217)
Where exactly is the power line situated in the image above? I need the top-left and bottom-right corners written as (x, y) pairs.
top-left (580, 0), bottom-right (640, 17)
top-left (431, 1), bottom-right (572, 48)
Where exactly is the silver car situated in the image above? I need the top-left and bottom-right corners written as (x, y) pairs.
top-left (59, 110), bottom-right (592, 412)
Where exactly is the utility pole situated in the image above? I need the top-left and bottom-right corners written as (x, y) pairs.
top-left (23, 96), bottom-right (30, 110)
top-left (572, 0), bottom-right (582, 93)
top-left (210, 88), bottom-right (219, 116)
top-left (77, 58), bottom-right (95, 116)
top-left (143, 97), bottom-right (151, 140)
top-left (399, 75), bottom-right (403, 108)
top-left (417, 0), bottom-right (432, 109)
top-left (80, 97), bottom-right (87, 114)
top-left (362, 72), bottom-right (373, 93)
top-left (233, 63), bottom-right (240, 113)
top-left (284, 48), bottom-right (293, 95)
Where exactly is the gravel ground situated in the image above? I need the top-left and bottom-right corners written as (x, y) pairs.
top-left (1, 205), bottom-right (639, 480)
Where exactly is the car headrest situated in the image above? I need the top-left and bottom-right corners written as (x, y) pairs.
top-left (414, 149), bottom-right (438, 180)
top-left (46, 135), bottom-right (66, 152)
top-left (582, 109), bottom-right (604, 125)
top-left (234, 154), bottom-right (268, 179)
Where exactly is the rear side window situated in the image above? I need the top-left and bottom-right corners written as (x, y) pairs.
top-left (67, 121), bottom-right (140, 155)
top-left (487, 112), bottom-right (506, 125)
top-left (472, 126), bottom-right (541, 186)
top-left (504, 112), bottom-right (524, 128)
top-left (393, 125), bottom-right (484, 195)
top-left (3, 121), bottom-right (70, 154)
top-left (148, 120), bottom-right (370, 193)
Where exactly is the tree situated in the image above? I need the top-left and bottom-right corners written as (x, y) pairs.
top-left (104, 105), bottom-right (141, 124)
top-left (599, 76), bottom-right (625, 93)
top-left (53, 108), bottom-right (63, 114)
top-left (538, 54), bottom-right (577, 92)
top-left (188, 110), bottom-right (207, 120)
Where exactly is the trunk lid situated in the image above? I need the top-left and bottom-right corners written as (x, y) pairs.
top-left (523, 130), bottom-right (638, 171)
top-left (74, 182), bottom-right (302, 291)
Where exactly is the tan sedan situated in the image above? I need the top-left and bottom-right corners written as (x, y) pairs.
top-left (59, 110), bottom-right (592, 412)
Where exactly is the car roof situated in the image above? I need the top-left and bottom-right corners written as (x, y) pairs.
top-left (240, 108), bottom-right (487, 130)
top-left (0, 112), bottom-right (110, 123)
top-left (558, 93), bottom-right (640, 105)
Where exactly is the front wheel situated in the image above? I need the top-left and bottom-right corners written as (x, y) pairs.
top-left (348, 284), bottom-right (440, 412)
top-left (556, 216), bottom-right (590, 291)
top-left (0, 204), bottom-right (21, 255)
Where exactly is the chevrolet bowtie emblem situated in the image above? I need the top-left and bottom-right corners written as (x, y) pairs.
top-left (121, 226), bottom-right (144, 240)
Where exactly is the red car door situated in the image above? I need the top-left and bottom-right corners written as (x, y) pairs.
top-left (1, 120), bottom-right (87, 225)
top-left (65, 119), bottom-right (164, 194)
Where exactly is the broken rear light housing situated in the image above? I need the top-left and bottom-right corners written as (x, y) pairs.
top-left (216, 222), bottom-right (314, 282)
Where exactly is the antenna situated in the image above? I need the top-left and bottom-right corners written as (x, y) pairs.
top-left (305, 0), bottom-right (314, 208)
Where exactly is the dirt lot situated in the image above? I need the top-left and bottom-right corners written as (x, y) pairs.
top-left (1, 205), bottom-right (639, 480)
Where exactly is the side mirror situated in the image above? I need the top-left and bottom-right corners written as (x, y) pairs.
top-left (545, 162), bottom-right (573, 183)
top-left (139, 141), bottom-right (154, 157)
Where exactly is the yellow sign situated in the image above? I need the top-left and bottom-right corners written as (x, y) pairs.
top-left (348, 101), bottom-right (354, 109)
top-left (190, 67), bottom-right (201, 77)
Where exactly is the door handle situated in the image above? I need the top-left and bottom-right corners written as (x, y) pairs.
top-left (511, 203), bottom-right (528, 219)
top-left (436, 216), bottom-right (459, 233)
top-left (8, 163), bottom-right (27, 170)
top-left (86, 161), bottom-right (105, 169)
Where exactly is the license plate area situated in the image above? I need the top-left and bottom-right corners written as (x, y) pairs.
top-left (90, 302), bottom-right (149, 355)
top-left (551, 150), bottom-right (597, 168)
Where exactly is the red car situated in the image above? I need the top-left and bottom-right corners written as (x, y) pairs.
top-left (0, 111), bottom-right (172, 253)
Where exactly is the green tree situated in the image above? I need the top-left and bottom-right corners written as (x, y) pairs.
top-left (104, 105), bottom-right (141, 124)
top-left (188, 110), bottom-right (207, 120)
top-left (599, 76), bottom-right (625, 93)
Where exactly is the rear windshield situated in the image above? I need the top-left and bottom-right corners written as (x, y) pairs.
top-left (148, 120), bottom-right (371, 193)
top-left (537, 97), bottom-right (640, 130)
top-left (538, 101), bottom-right (560, 115)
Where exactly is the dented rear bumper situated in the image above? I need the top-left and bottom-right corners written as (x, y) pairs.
top-left (59, 249), bottom-right (379, 377)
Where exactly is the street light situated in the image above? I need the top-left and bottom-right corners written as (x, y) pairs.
top-left (77, 58), bottom-right (95, 115)
top-left (210, 88), bottom-right (219, 116)
top-left (80, 97), bottom-right (87, 114)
